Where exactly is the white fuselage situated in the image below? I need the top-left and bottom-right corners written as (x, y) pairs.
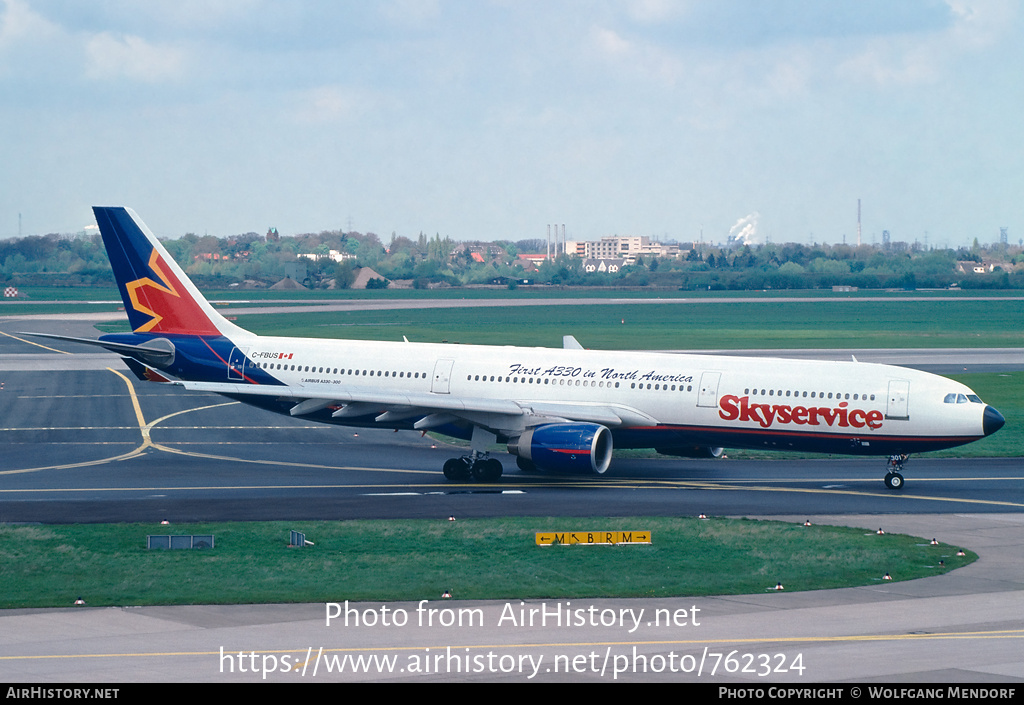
top-left (229, 332), bottom-right (990, 454)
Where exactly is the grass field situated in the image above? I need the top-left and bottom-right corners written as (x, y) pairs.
top-left (229, 299), bottom-right (1024, 350)
top-left (6, 285), bottom-right (1020, 303)
top-left (81, 296), bottom-right (1024, 349)
top-left (0, 518), bottom-right (974, 608)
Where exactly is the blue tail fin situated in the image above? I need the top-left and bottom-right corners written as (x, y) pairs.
top-left (93, 207), bottom-right (244, 337)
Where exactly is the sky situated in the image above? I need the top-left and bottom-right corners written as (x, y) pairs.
top-left (1, 0), bottom-right (1022, 247)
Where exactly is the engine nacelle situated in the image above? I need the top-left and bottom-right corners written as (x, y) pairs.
top-left (507, 423), bottom-right (613, 474)
top-left (655, 445), bottom-right (725, 459)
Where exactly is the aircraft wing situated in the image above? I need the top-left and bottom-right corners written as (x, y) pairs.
top-left (174, 379), bottom-right (655, 432)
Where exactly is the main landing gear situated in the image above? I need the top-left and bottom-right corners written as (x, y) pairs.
top-left (442, 426), bottom-right (504, 483)
top-left (442, 454), bottom-right (503, 482)
top-left (884, 454), bottom-right (909, 490)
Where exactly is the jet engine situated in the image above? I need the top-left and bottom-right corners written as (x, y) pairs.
top-left (507, 423), bottom-right (613, 474)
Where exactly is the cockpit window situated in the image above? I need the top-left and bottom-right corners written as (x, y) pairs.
top-left (945, 392), bottom-right (984, 404)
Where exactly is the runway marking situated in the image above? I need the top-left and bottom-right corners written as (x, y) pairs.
top-left (0, 368), bottom-right (151, 476)
top-left (16, 394), bottom-right (206, 399)
top-left (2, 478), bottom-right (1023, 512)
top-left (120, 400), bottom-right (437, 476)
top-left (0, 426), bottom-right (142, 431)
top-left (0, 483), bottom-right (511, 493)
top-left (3, 628), bottom-right (1022, 663)
top-left (0, 387), bottom-right (431, 477)
top-left (149, 446), bottom-right (438, 476)
top-left (659, 480), bottom-right (1024, 510)
top-left (3, 362), bottom-right (1022, 503)
top-left (3, 442), bottom-right (137, 446)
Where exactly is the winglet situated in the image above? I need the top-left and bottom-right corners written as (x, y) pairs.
top-left (93, 207), bottom-right (246, 338)
top-left (563, 335), bottom-right (584, 350)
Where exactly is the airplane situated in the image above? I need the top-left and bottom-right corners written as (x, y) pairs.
top-left (33, 207), bottom-right (1005, 490)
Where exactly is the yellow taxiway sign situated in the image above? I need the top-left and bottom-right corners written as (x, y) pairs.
top-left (535, 530), bottom-right (651, 546)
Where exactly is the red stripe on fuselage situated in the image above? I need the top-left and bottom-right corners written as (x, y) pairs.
top-left (627, 423), bottom-right (980, 444)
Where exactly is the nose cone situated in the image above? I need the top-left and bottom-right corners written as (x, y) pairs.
top-left (984, 406), bottom-right (1005, 436)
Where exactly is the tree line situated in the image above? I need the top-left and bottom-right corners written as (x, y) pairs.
top-left (1, 227), bottom-right (1021, 291)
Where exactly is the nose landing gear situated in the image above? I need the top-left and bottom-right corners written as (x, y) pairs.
top-left (884, 454), bottom-right (908, 490)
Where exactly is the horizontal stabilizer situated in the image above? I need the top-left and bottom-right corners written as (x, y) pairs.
top-left (24, 333), bottom-right (175, 367)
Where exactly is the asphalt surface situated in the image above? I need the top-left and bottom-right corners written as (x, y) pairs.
top-left (1, 314), bottom-right (1022, 683)
top-left (1, 360), bottom-right (1022, 523)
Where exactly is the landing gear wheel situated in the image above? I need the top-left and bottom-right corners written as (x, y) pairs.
top-left (472, 458), bottom-right (503, 482)
top-left (884, 472), bottom-right (904, 490)
top-left (443, 458), bottom-right (471, 481)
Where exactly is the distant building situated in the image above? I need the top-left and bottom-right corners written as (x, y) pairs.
top-left (566, 236), bottom-right (679, 264)
top-left (450, 243), bottom-right (506, 264)
top-left (956, 260), bottom-right (1011, 274)
top-left (517, 253), bottom-right (548, 264)
top-left (582, 258), bottom-right (626, 274)
top-left (298, 250), bottom-right (357, 263)
top-left (515, 254), bottom-right (545, 272)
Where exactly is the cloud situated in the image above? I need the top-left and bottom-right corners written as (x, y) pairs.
top-left (836, 0), bottom-right (1017, 87)
top-left (591, 25), bottom-right (632, 57)
top-left (85, 32), bottom-right (187, 83)
top-left (0, 0), bottom-right (60, 50)
top-left (836, 38), bottom-right (942, 86)
top-left (620, 0), bottom-right (693, 25)
top-left (946, 0), bottom-right (1018, 48)
top-left (288, 85), bottom-right (388, 124)
top-left (378, 0), bottom-right (441, 28)
top-left (588, 24), bottom-right (684, 84)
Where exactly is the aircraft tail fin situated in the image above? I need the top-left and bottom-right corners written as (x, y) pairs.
top-left (93, 207), bottom-right (246, 338)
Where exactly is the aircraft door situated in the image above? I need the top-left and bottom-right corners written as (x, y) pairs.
top-left (431, 358), bottom-right (455, 394)
top-left (886, 379), bottom-right (910, 420)
top-left (228, 347), bottom-right (248, 380)
top-left (697, 371), bottom-right (722, 408)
